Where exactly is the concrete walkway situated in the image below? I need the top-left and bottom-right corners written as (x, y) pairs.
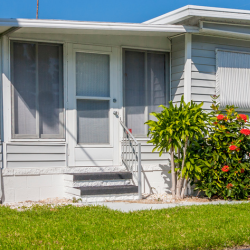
top-left (94, 200), bottom-right (249, 212)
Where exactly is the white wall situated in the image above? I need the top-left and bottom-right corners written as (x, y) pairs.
top-left (3, 174), bottom-right (64, 203)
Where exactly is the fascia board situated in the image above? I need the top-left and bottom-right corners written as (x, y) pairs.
top-left (0, 18), bottom-right (198, 33)
top-left (143, 6), bottom-right (190, 24)
top-left (144, 5), bottom-right (250, 25)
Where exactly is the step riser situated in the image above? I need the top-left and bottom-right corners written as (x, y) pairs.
top-left (65, 193), bottom-right (139, 203)
top-left (64, 180), bottom-right (132, 188)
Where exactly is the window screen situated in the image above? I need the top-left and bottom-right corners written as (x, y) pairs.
top-left (76, 52), bottom-right (110, 144)
top-left (11, 41), bottom-right (64, 139)
top-left (216, 49), bottom-right (250, 110)
top-left (124, 50), bottom-right (169, 136)
top-left (77, 100), bottom-right (109, 144)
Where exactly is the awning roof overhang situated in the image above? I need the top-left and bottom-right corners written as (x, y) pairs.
top-left (0, 18), bottom-right (199, 37)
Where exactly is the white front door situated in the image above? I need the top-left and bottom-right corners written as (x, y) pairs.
top-left (67, 44), bottom-right (120, 166)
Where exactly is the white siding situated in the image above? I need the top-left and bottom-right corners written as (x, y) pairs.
top-left (171, 35), bottom-right (185, 103)
top-left (191, 35), bottom-right (250, 110)
top-left (138, 139), bottom-right (170, 165)
top-left (6, 143), bottom-right (66, 168)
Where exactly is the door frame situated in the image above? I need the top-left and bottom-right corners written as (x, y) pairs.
top-left (66, 43), bottom-right (120, 166)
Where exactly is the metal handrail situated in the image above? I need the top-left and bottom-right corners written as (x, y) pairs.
top-left (119, 118), bottom-right (142, 199)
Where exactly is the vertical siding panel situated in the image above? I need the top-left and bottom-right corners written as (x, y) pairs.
top-left (171, 35), bottom-right (185, 103)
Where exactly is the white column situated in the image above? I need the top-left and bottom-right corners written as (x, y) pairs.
top-left (65, 43), bottom-right (76, 167)
top-left (184, 33), bottom-right (192, 103)
top-left (1, 36), bottom-right (11, 143)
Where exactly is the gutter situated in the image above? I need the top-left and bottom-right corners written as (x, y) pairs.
top-left (0, 18), bottom-right (199, 33)
top-left (199, 21), bottom-right (250, 40)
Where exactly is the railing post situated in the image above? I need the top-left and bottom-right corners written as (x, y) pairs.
top-left (138, 143), bottom-right (142, 199)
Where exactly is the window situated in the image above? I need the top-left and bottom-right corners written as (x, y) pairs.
top-left (124, 50), bottom-right (170, 136)
top-left (11, 41), bottom-right (64, 139)
top-left (216, 49), bottom-right (250, 110)
top-left (76, 52), bottom-right (110, 144)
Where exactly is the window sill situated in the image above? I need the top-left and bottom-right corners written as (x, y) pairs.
top-left (10, 139), bottom-right (66, 142)
top-left (75, 144), bottom-right (113, 148)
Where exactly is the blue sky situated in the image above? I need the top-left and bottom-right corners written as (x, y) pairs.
top-left (1, 0), bottom-right (250, 23)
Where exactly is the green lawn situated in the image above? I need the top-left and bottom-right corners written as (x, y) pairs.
top-left (0, 203), bottom-right (250, 249)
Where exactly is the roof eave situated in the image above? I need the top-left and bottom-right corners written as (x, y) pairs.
top-left (144, 5), bottom-right (250, 25)
top-left (0, 18), bottom-right (199, 34)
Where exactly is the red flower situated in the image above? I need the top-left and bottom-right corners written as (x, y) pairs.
top-left (226, 183), bottom-right (233, 189)
top-left (229, 145), bottom-right (237, 151)
top-left (224, 117), bottom-right (228, 121)
top-left (238, 114), bottom-right (247, 122)
top-left (214, 122), bottom-right (218, 125)
top-left (240, 128), bottom-right (250, 136)
top-left (241, 169), bottom-right (245, 173)
top-left (222, 165), bottom-right (230, 172)
top-left (217, 114), bottom-right (225, 120)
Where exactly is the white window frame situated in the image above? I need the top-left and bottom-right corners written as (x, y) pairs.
top-left (10, 40), bottom-right (65, 140)
top-left (216, 48), bottom-right (250, 111)
top-left (122, 48), bottom-right (170, 137)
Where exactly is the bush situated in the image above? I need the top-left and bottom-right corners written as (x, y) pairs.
top-left (187, 96), bottom-right (250, 200)
top-left (146, 96), bottom-right (208, 199)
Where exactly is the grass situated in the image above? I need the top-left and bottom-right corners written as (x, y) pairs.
top-left (0, 203), bottom-right (249, 249)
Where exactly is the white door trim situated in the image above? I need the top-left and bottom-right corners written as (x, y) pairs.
top-left (66, 43), bottom-right (120, 166)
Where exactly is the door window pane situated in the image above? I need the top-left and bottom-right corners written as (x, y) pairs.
top-left (76, 53), bottom-right (110, 97)
top-left (77, 100), bottom-right (109, 144)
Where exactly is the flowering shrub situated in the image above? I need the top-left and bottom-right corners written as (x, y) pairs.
top-left (186, 96), bottom-right (250, 200)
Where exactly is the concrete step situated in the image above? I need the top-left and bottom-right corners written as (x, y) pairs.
top-left (64, 172), bottom-right (132, 182)
top-left (64, 192), bottom-right (139, 203)
top-left (64, 179), bottom-right (132, 188)
top-left (65, 185), bottom-right (138, 196)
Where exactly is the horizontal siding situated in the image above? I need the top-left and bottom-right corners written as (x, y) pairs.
top-left (172, 71), bottom-right (184, 81)
top-left (172, 50), bottom-right (185, 59)
top-left (191, 64), bottom-right (216, 74)
top-left (6, 143), bottom-right (66, 168)
top-left (8, 161), bottom-right (66, 168)
top-left (7, 154), bottom-right (65, 161)
top-left (172, 65), bottom-right (184, 74)
top-left (172, 87), bottom-right (184, 96)
top-left (172, 57), bottom-right (184, 67)
top-left (191, 35), bottom-right (250, 109)
top-left (172, 79), bottom-right (184, 88)
top-left (7, 145), bottom-right (65, 154)
top-left (192, 79), bottom-right (215, 88)
top-left (171, 35), bottom-right (185, 103)
top-left (136, 139), bottom-right (170, 164)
